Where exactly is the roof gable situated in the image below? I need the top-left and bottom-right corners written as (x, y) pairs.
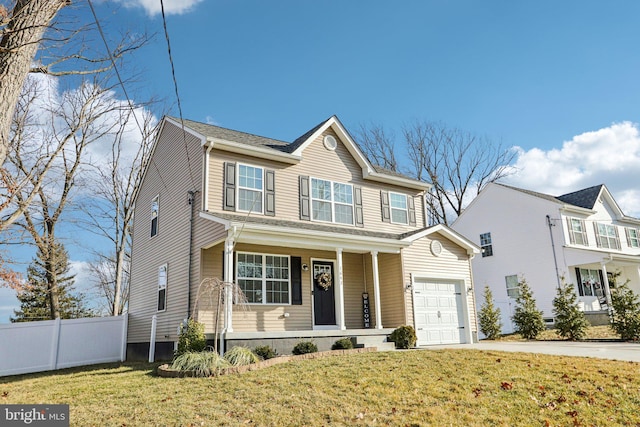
top-left (556, 185), bottom-right (604, 210)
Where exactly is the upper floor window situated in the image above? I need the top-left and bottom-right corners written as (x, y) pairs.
top-left (626, 227), bottom-right (640, 248)
top-left (567, 218), bottom-right (588, 246)
top-left (237, 252), bottom-right (290, 304)
top-left (594, 223), bottom-right (621, 250)
top-left (157, 264), bottom-right (167, 311)
top-left (151, 195), bottom-right (159, 237)
top-left (390, 192), bottom-right (408, 224)
top-left (238, 164), bottom-right (263, 213)
top-left (480, 232), bottom-right (493, 257)
top-left (310, 178), bottom-right (353, 225)
top-left (505, 275), bottom-right (519, 298)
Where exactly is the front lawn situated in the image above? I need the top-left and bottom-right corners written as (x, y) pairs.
top-left (2, 349), bottom-right (639, 426)
top-left (498, 325), bottom-right (621, 341)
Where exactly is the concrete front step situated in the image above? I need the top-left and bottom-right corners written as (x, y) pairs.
top-left (352, 335), bottom-right (396, 351)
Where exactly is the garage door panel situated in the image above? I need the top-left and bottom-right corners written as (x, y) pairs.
top-left (413, 279), bottom-right (466, 345)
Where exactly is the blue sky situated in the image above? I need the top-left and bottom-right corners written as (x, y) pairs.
top-left (2, 0), bottom-right (640, 322)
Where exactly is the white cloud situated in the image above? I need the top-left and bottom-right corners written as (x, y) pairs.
top-left (502, 121), bottom-right (640, 217)
top-left (115, 0), bottom-right (203, 16)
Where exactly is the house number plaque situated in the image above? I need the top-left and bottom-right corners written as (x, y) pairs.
top-left (362, 293), bottom-right (371, 328)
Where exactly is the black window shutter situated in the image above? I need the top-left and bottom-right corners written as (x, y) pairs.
top-left (291, 256), bottom-right (302, 305)
top-left (408, 195), bottom-right (416, 226)
top-left (223, 162), bottom-right (236, 211)
top-left (265, 169), bottom-right (276, 216)
top-left (575, 267), bottom-right (583, 296)
top-left (380, 191), bottom-right (391, 222)
top-left (354, 186), bottom-right (364, 228)
top-left (299, 176), bottom-right (310, 221)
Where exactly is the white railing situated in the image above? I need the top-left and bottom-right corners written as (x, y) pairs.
top-left (0, 314), bottom-right (128, 377)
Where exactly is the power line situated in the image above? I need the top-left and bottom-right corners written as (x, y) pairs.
top-left (159, 0), bottom-right (198, 190)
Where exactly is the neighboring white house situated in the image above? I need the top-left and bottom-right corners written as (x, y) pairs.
top-left (453, 182), bottom-right (640, 334)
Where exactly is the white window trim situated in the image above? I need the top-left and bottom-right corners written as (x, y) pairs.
top-left (150, 195), bottom-right (159, 238)
top-left (236, 252), bottom-right (291, 305)
top-left (309, 177), bottom-right (354, 225)
top-left (627, 227), bottom-right (640, 248)
top-left (389, 192), bottom-right (409, 225)
top-left (157, 263), bottom-right (167, 312)
top-left (236, 163), bottom-right (264, 214)
top-left (568, 217), bottom-right (587, 246)
top-left (505, 275), bottom-right (519, 299)
top-left (596, 223), bottom-right (619, 249)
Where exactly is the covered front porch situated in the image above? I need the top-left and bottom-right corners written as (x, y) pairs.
top-left (196, 212), bottom-right (413, 353)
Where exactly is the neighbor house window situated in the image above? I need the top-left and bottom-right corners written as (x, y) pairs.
top-left (480, 232), bottom-right (493, 257)
top-left (238, 164), bottom-right (263, 213)
top-left (595, 223), bottom-right (620, 250)
top-left (505, 275), bottom-right (519, 298)
top-left (626, 227), bottom-right (640, 248)
top-left (157, 264), bottom-right (167, 311)
top-left (389, 192), bottom-right (408, 224)
top-left (237, 253), bottom-right (290, 304)
top-left (576, 268), bottom-right (604, 298)
top-left (567, 218), bottom-right (588, 246)
top-left (310, 178), bottom-right (353, 225)
top-left (151, 195), bottom-right (159, 237)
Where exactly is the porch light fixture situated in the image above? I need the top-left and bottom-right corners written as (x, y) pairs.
top-left (302, 264), bottom-right (309, 271)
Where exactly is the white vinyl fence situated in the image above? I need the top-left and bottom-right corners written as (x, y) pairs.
top-left (0, 314), bottom-right (128, 377)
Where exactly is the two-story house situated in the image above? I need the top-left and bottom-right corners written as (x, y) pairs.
top-left (453, 182), bottom-right (640, 334)
top-left (127, 116), bottom-right (480, 360)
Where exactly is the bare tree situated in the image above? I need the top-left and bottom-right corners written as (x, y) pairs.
top-left (356, 120), bottom-right (516, 225)
top-left (7, 74), bottom-right (125, 318)
top-left (82, 107), bottom-right (157, 315)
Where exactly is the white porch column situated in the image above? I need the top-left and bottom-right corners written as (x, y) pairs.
top-left (224, 235), bottom-right (235, 333)
top-left (600, 262), bottom-right (613, 312)
top-left (371, 251), bottom-right (383, 329)
top-left (336, 248), bottom-right (346, 330)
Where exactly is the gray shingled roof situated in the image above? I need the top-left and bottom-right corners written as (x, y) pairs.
top-left (556, 185), bottom-right (604, 210)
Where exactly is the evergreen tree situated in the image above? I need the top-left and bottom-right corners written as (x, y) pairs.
top-left (610, 282), bottom-right (640, 341)
top-left (478, 285), bottom-right (502, 339)
top-left (511, 277), bottom-right (545, 339)
top-left (11, 241), bottom-right (93, 322)
top-left (553, 279), bottom-right (590, 340)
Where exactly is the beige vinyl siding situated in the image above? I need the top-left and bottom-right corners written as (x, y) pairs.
top-left (207, 129), bottom-right (426, 232)
top-left (129, 120), bottom-right (226, 344)
top-left (378, 253), bottom-right (406, 327)
top-left (342, 253), bottom-right (367, 329)
top-left (402, 234), bottom-right (477, 332)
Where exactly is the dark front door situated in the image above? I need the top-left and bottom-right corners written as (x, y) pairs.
top-left (312, 261), bottom-right (336, 326)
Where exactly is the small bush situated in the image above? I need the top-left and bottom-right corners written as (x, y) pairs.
top-left (170, 351), bottom-right (229, 377)
top-left (389, 325), bottom-right (417, 349)
top-left (253, 345), bottom-right (278, 360)
top-left (224, 346), bottom-right (260, 366)
top-left (175, 318), bottom-right (207, 357)
top-left (553, 279), bottom-right (590, 340)
top-left (292, 341), bottom-right (318, 355)
top-left (610, 282), bottom-right (640, 341)
top-left (331, 338), bottom-right (354, 350)
top-left (478, 285), bottom-right (502, 340)
top-left (511, 277), bottom-right (545, 340)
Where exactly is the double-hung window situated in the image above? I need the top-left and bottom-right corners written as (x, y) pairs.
top-left (576, 268), bottom-right (604, 298)
top-left (505, 275), bottom-right (519, 298)
top-left (480, 232), bottom-right (493, 257)
top-left (595, 223), bottom-right (620, 250)
top-left (389, 192), bottom-right (408, 224)
top-left (237, 253), bottom-right (290, 304)
top-left (157, 264), bottom-right (167, 311)
top-left (567, 218), bottom-right (588, 245)
top-left (310, 178), bottom-right (354, 225)
top-left (150, 195), bottom-right (159, 237)
top-left (626, 227), bottom-right (640, 248)
top-left (238, 164), bottom-right (263, 213)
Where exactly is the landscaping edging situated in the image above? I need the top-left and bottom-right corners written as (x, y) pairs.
top-left (157, 347), bottom-right (378, 378)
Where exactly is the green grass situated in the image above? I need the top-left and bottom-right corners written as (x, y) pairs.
top-left (2, 350), bottom-right (639, 426)
top-left (498, 325), bottom-right (621, 341)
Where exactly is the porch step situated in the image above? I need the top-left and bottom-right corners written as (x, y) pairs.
top-left (352, 335), bottom-right (396, 351)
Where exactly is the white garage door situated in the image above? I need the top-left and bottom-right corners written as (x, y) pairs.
top-left (413, 279), bottom-right (465, 345)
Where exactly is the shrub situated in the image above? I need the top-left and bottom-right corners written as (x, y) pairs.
top-left (253, 345), bottom-right (278, 360)
top-left (389, 325), bottom-right (417, 349)
top-left (478, 285), bottom-right (502, 340)
top-left (331, 338), bottom-right (354, 350)
top-left (511, 277), bottom-right (545, 340)
top-left (224, 346), bottom-right (260, 366)
top-left (610, 282), bottom-right (640, 341)
top-left (175, 318), bottom-right (207, 357)
top-left (170, 351), bottom-right (229, 377)
top-left (553, 279), bottom-right (590, 340)
top-left (292, 341), bottom-right (318, 355)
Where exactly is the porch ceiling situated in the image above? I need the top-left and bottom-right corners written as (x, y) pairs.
top-left (564, 246), bottom-right (640, 268)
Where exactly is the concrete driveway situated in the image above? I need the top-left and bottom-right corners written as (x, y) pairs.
top-left (423, 341), bottom-right (640, 362)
